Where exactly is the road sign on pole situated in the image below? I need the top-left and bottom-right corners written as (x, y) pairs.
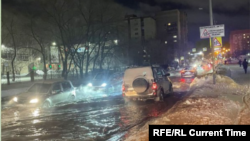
top-left (200, 24), bottom-right (225, 39)
top-left (210, 37), bottom-right (222, 48)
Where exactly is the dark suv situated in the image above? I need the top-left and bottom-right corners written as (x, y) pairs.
top-left (122, 65), bottom-right (173, 103)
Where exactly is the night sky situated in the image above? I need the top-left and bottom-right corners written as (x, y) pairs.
top-left (3, 0), bottom-right (250, 45)
top-left (116, 0), bottom-right (250, 44)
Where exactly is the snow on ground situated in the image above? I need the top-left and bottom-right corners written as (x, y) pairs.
top-left (124, 74), bottom-right (250, 141)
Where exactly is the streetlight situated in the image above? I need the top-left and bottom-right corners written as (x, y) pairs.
top-left (114, 39), bottom-right (118, 45)
top-left (52, 42), bottom-right (56, 46)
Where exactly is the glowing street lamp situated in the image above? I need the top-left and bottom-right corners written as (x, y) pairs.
top-left (52, 42), bottom-right (56, 46)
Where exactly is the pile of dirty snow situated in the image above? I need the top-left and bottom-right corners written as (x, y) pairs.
top-left (124, 74), bottom-right (250, 141)
top-left (190, 73), bottom-right (239, 90)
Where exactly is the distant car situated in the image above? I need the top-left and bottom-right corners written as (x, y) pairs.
top-left (9, 80), bottom-right (76, 108)
top-left (84, 71), bottom-right (124, 94)
top-left (180, 66), bottom-right (197, 77)
top-left (122, 65), bottom-right (173, 103)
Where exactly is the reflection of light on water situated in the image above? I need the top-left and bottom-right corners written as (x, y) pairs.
top-left (32, 109), bottom-right (40, 117)
top-left (32, 119), bottom-right (40, 124)
top-left (14, 111), bottom-right (20, 121)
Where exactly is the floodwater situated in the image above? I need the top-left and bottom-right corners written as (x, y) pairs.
top-left (1, 75), bottom-right (193, 141)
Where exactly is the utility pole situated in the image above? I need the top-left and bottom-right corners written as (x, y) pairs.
top-left (127, 17), bottom-right (131, 66)
top-left (209, 0), bottom-right (216, 84)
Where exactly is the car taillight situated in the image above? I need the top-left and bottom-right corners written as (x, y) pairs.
top-left (152, 82), bottom-right (157, 90)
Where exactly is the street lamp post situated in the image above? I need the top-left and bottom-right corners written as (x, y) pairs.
top-left (209, 0), bottom-right (216, 84)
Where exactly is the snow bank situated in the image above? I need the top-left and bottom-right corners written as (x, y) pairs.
top-left (190, 73), bottom-right (239, 90)
top-left (124, 74), bottom-right (250, 141)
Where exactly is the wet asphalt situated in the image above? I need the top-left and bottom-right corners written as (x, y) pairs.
top-left (1, 75), bottom-right (193, 141)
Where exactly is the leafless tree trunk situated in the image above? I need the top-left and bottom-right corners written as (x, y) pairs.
top-left (6, 19), bottom-right (17, 81)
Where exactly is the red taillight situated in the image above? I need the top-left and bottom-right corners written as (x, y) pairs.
top-left (152, 82), bottom-right (157, 90)
top-left (180, 78), bottom-right (185, 82)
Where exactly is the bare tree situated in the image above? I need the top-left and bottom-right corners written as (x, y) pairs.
top-left (23, 15), bottom-right (53, 80)
top-left (2, 9), bottom-right (28, 81)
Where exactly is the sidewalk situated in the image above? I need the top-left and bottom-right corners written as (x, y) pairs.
top-left (227, 64), bottom-right (250, 85)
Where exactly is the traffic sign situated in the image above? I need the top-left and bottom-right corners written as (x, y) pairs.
top-left (210, 37), bottom-right (222, 48)
top-left (192, 48), bottom-right (196, 52)
top-left (180, 56), bottom-right (184, 60)
top-left (203, 47), bottom-right (207, 52)
top-left (200, 24), bottom-right (225, 39)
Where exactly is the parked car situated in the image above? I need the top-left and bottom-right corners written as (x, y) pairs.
top-left (180, 66), bottom-right (197, 78)
top-left (83, 71), bottom-right (124, 94)
top-left (9, 80), bottom-right (76, 108)
top-left (122, 65), bottom-right (173, 103)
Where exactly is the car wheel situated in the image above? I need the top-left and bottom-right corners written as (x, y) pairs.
top-left (169, 84), bottom-right (173, 95)
top-left (42, 101), bottom-right (51, 108)
top-left (154, 90), bottom-right (164, 102)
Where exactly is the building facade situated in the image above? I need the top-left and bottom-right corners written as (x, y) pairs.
top-left (155, 9), bottom-right (188, 63)
top-left (126, 15), bottom-right (157, 65)
top-left (230, 29), bottom-right (250, 57)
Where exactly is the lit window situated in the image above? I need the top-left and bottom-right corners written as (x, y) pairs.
top-left (174, 40), bottom-right (177, 42)
top-left (173, 35), bottom-right (177, 38)
top-left (243, 34), bottom-right (246, 36)
top-left (248, 41), bottom-right (250, 43)
top-left (165, 41), bottom-right (168, 44)
top-left (168, 23), bottom-right (171, 26)
top-left (247, 36), bottom-right (249, 38)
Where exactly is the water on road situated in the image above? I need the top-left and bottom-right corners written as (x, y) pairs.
top-left (1, 75), bottom-right (193, 141)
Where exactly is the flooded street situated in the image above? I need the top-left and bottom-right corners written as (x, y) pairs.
top-left (1, 76), bottom-right (192, 141)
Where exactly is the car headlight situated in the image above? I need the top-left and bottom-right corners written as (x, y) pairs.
top-left (101, 83), bottom-right (107, 87)
top-left (13, 97), bottom-right (18, 102)
top-left (87, 83), bottom-right (92, 87)
top-left (30, 99), bottom-right (38, 103)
